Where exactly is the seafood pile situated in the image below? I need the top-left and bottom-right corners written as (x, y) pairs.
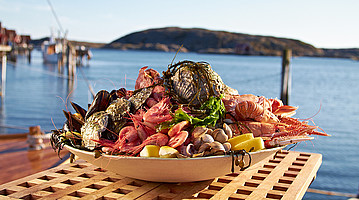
top-left (51, 60), bottom-right (328, 158)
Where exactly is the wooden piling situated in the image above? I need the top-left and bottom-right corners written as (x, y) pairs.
top-left (0, 45), bottom-right (11, 98)
top-left (57, 57), bottom-right (63, 74)
top-left (280, 49), bottom-right (292, 105)
top-left (72, 45), bottom-right (76, 77)
top-left (1, 54), bottom-right (6, 97)
top-left (27, 48), bottom-right (32, 63)
top-left (67, 44), bottom-right (76, 79)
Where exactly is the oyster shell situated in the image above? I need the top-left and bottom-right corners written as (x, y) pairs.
top-left (81, 111), bottom-right (109, 150)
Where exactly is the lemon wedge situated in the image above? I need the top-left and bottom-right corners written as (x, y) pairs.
top-left (232, 137), bottom-right (265, 152)
top-left (228, 133), bottom-right (254, 147)
top-left (140, 145), bottom-right (160, 157)
top-left (159, 146), bottom-right (179, 158)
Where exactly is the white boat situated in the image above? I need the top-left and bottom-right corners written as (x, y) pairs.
top-left (41, 35), bottom-right (63, 63)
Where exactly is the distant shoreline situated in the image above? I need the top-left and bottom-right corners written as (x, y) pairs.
top-left (30, 27), bottom-right (359, 60)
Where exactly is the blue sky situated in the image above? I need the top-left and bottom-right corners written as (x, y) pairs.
top-left (1, 0), bottom-right (358, 48)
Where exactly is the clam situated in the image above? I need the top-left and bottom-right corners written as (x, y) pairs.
top-left (211, 128), bottom-right (228, 144)
top-left (198, 143), bottom-right (211, 153)
top-left (222, 142), bottom-right (231, 152)
top-left (194, 134), bottom-right (215, 150)
top-left (206, 129), bottom-right (213, 137)
top-left (187, 144), bottom-right (196, 157)
top-left (223, 123), bottom-right (233, 139)
top-left (209, 141), bottom-right (226, 155)
top-left (201, 134), bottom-right (215, 143)
top-left (197, 141), bottom-right (227, 157)
top-left (180, 144), bottom-right (196, 157)
top-left (191, 126), bottom-right (208, 138)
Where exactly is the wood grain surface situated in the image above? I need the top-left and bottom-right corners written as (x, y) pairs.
top-left (0, 150), bottom-right (322, 200)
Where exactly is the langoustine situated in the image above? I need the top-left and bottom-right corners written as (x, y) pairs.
top-left (222, 94), bottom-right (329, 148)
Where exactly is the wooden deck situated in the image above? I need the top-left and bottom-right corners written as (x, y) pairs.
top-left (0, 134), bottom-right (69, 185)
top-left (0, 150), bottom-right (322, 199)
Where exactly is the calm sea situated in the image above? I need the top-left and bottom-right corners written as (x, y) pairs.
top-left (1, 49), bottom-right (358, 199)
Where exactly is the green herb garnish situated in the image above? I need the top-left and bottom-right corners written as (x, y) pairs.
top-left (158, 95), bottom-right (225, 131)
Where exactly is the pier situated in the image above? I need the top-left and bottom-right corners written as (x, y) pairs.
top-left (1, 22), bottom-right (34, 98)
top-left (1, 22), bottom-right (33, 64)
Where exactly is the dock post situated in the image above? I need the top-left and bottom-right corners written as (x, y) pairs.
top-left (0, 45), bottom-right (11, 98)
top-left (67, 50), bottom-right (71, 78)
top-left (280, 49), bottom-right (292, 105)
top-left (27, 48), bottom-right (32, 64)
top-left (68, 46), bottom-right (73, 78)
top-left (72, 48), bottom-right (76, 77)
top-left (58, 57), bottom-right (63, 74)
top-left (66, 44), bottom-right (77, 80)
top-left (1, 53), bottom-right (7, 98)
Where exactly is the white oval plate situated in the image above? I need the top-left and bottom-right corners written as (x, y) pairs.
top-left (64, 145), bottom-right (283, 182)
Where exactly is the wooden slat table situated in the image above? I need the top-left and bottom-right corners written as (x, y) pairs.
top-left (0, 150), bottom-right (321, 200)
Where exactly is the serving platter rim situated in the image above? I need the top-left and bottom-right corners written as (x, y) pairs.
top-left (64, 144), bottom-right (284, 160)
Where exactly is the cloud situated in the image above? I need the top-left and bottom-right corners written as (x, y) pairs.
top-left (0, 1), bottom-right (49, 13)
top-left (33, 4), bottom-right (51, 11)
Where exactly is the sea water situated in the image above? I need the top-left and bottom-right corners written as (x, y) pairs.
top-left (1, 49), bottom-right (358, 199)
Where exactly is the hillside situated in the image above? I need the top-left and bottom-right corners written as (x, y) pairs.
top-left (106, 27), bottom-right (359, 59)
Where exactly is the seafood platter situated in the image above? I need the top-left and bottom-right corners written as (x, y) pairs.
top-left (51, 60), bottom-right (328, 182)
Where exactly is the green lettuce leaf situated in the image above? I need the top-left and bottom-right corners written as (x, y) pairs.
top-left (158, 95), bottom-right (225, 131)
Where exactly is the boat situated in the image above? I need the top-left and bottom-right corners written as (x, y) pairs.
top-left (41, 34), bottom-right (63, 63)
top-left (41, 34), bottom-right (92, 66)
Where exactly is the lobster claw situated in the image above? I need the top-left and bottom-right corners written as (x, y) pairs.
top-left (71, 101), bottom-right (87, 119)
top-left (85, 90), bottom-right (110, 120)
top-left (272, 105), bottom-right (298, 117)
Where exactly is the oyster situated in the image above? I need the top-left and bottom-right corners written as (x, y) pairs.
top-left (106, 98), bottom-right (131, 134)
top-left (81, 111), bottom-right (109, 150)
top-left (128, 86), bottom-right (153, 111)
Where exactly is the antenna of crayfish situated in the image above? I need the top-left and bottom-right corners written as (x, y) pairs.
top-left (300, 101), bottom-right (322, 121)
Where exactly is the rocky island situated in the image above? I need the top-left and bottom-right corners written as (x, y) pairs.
top-left (105, 27), bottom-right (359, 60)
